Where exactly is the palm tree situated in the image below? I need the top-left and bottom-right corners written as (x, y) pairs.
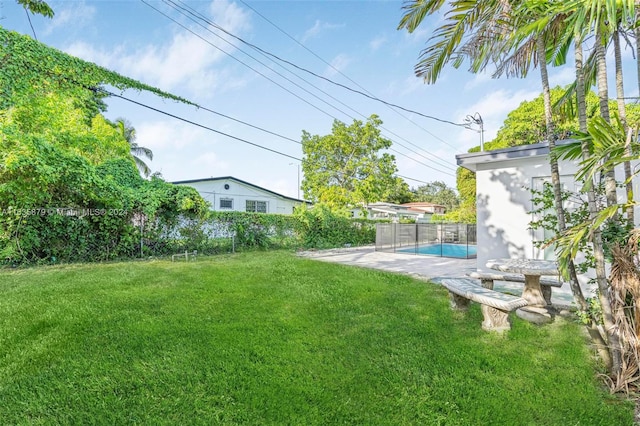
top-left (397, 0), bottom-right (636, 375)
top-left (115, 118), bottom-right (153, 177)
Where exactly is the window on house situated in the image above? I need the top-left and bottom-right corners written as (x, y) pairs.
top-left (220, 198), bottom-right (233, 209)
top-left (246, 200), bottom-right (267, 213)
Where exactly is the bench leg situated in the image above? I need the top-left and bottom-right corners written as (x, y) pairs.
top-left (449, 292), bottom-right (471, 311)
top-left (481, 306), bottom-right (512, 332)
top-left (542, 286), bottom-right (552, 305)
top-left (480, 278), bottom-right (494, 289)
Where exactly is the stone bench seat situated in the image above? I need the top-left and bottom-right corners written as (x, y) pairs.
top-left (440, 278), bottom-right (529, 332)
top-left (467, 271), bottom-right (562, 305)
top-left (468, 271), bottom-right (563, 287)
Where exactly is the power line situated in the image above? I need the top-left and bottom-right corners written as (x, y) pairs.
top-left (216, 1), bottom-right (465, 128)
top-left (146, 0), bottom-right (457, 174)
top-left (161, 0), bottom-right (456, 172)
top-left (20, 59), bottom-right (453, 185)
top-left (239, 0), bottom-right (464, 149)
top-left (141, 0), bottom-right (338, 120)
top-left (100, 88), bottom-right (302, 161)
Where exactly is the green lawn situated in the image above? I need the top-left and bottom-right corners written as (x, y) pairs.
top-left (0, 251), bottom-right (633, 425)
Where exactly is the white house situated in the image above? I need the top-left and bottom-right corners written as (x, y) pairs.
top-left (352, 202), bottom-right (446, 222)
top-left (173, 176), bottom-right (309, 215)
top-left (456, 141), bottom-right (640, 274)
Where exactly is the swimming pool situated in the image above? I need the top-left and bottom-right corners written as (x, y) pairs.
top-left (397, 243), bottom-right (477, 258)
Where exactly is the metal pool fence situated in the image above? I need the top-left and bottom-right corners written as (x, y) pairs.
top-left (375, 223), bottom-right (477, 258)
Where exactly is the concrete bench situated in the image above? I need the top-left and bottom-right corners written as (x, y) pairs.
top-left (440, 278), bottom-right (529, 332)
top-left (468, 271), bottom-right (563, 304)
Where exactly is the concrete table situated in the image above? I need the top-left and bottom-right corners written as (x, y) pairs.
top-left (486, 258), bottom-right (560, 324)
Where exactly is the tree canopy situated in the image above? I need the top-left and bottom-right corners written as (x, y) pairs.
top-left (0, 28), bottom-right (208, 263)
top-left (301, 115), bottom-right (398, 209)
top-left (411, 180), bottom-right (459, 212)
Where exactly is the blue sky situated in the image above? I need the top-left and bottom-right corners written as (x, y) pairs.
top-left (3, 0), bottom-right (591, 198)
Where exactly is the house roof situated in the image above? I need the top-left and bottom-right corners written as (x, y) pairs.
top-left (370, 207), bottom-right (420, 216)
top-left (172, 176), bottom-right (310, 204)
top-left (401, 202), bottom-right (446, 208)
top-left (455, 140), bottom-right (576, 172)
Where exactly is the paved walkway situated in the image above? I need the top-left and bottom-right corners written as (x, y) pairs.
top-left (298, 245), bottom-right (578, 305)
top-left (297, 245), bottom-right (476, 281)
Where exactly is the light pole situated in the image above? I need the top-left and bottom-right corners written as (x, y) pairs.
top-left (464, 112), bottom-right (484, 151)
top-left (289, 162), bottom-right (300, 199)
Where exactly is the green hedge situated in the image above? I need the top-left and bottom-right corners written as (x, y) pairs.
top-left (144, 208), bottom-right (378, 255)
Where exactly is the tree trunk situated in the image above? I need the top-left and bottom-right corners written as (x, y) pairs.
top-left (537, 35), bottom-right (589, 311)
top-left (595, 31), bottom-right (618, 209)
top-left (613, 29), bottom-right (634, 224)
top-left (575, 37), bottom-right (614, 370)
top-left (595, 28), bottom-right (623, 376)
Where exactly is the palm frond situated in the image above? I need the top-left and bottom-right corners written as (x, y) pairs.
top-left (397, 0), bottom-right (447, 32)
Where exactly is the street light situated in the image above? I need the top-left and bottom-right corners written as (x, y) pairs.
top-left (289, 162), bottom-right (300, 199)
top-left (464, 112), bottom-right (484, 151)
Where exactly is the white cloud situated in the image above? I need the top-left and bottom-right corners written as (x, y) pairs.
top-left (44, 1), bottom-right (96, 35)
top-left (464, 71), bottom-right (492, 91)
top-left (136, 121), bottom-right (210, 151)
top-left (383, 73), bottom-right (427, 97)
top-left (62, 0), bottom-right (252, 97)
top-left (549, 66), bottom-right (575, 88)
top-left (325, 54), bottom-right (351, 77)
top-left (301, 20), bottom-right (345, 43)
top-left (193, 151), bottom-right (230, 171)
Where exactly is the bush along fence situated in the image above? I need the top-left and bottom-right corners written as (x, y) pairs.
top-left (0, 207), bottom-right (379, 266)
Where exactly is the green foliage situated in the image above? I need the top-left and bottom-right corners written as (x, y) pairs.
top-left (0, 28), bottom-right (192, 110)
top-left (293, 204), bottom-right (376, 249)
top-left (487, 88), bottom-right (598, 150)
top-left (0, 92), bottom-right (207, 264)
top-left (301, 115), bottom-right (398, 209)
top-left (445, 167), bottom-right (476, 223)
top-left (16, 0), bottom-right (54, 18)
top-left (529, 182), bottom-right (594, 273)
top-left (382, 177), bottom-right (413, 204)
top-left (550, 116), bottom-right (638, 276)
top-left (208, 211), bottom-right (298, 250)
top-left (411, 180), bottom-right (459, 211)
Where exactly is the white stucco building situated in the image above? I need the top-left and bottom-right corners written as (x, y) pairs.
top-left (456, 141), bottom-right (640, 273)
top-left (173, 176), bottom-right (309, 215)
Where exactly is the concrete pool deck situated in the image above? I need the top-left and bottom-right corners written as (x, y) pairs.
top-left (297, 245), bottom-right (581, 306)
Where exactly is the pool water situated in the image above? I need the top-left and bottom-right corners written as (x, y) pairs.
top-left (397, 243), bottom-right (477, 258)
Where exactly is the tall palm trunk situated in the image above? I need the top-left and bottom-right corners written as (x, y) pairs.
top-left (537, 35), bottom-right (587, 308)
top-left (575, 37), bottom-right (614, 370)
top-left (595, 31), bottom-right (619, 209)
top-left (594, 29), bottom-right (624, 375)
top-left (613, 29), bottom-right (634, 223)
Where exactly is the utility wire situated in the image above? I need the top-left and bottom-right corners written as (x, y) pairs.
top-left (148, 0), bottom-right (456, 173)
top-left (226, 1), bottom-right (465, 128)
top-left (240, 0), bottom-right (464, 149)
top-left (22, 59), bottom-right (454, 183)
top-left (103, 88), bottom-right (457, 179)
top-left (165, 0), bottom-right (456, 171)
top-left (141, 0), bottom-right (338, 120)
top-left (100, 88), bottom-right (302, 161)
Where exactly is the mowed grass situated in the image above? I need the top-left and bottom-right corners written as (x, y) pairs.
top-left (0, 252), bottom-right (633, 425)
